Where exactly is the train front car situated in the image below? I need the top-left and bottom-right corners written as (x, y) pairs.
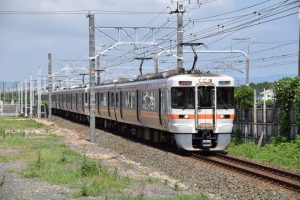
top-left (168, 74), bottom-right (235, 151)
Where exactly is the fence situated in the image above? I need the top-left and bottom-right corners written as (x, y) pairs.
top-left (233, 104), bottom-right (298, 142)
top-left (0, 103), bottom-right (19, 117)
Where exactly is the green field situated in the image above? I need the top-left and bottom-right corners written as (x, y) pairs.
top-left (0, 118), bottom-right (44, 129)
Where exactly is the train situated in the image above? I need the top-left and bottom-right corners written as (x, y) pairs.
top-left (42, 70), bottom-right (235, 151)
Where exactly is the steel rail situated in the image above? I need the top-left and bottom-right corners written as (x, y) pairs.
top-left (190, 153), bottom-right (300, 193)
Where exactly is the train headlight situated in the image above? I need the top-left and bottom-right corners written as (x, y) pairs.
top-left (184, 114), bottom-right (190, 119)
top-left (179, 114), bottom-right (190, 119)
top-left (220, 114), bottom-right (225, 119)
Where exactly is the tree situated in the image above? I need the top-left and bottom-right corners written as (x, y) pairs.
top-left (234, 85), bottom-right (254, 140)
top-left (234, 85), bottom-right (254, 111)
top-left (274, 77), bottom-right (299, 139)
top-left (293, 77), bottom-right (300, 135)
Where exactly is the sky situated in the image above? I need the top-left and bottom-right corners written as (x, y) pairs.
top-left (0, 0), bottom-right (298, 85)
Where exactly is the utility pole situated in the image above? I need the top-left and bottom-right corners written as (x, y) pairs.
top-left (87, 12), bottom-right (96, 143)
top-left (29, 75), bottom-right (33, 118)
top-left (96, 46), bottom-right (100, 85)
top-left (176, 0), bottom-right (184, 73)
top-left (24, 79), bottom-right (28, 117)
top-left (169, 1), bottom-right (185, 73)
top-left (17, 82), bottom-right (20, 111)
top-left (37, 67), bottom-right (41, 119)
top-left (20, 81), bottom-right (23, 114)
top-left (253, 89), bottom-right (257, 139)
top-left (298, 5), bottom-right (300, 76)
top-left (48, 53), bottom-right (52, 121)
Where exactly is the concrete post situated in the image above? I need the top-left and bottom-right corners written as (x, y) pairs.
top-left (253, 89), bottom-right (257, 139)
top-left (29, 75), bottom-right (33, 118)
top-left (24, 79), bottom-right (28, 117)
top-left (176, 0), bottom-right (184, 73)
top-left (37, 67), bottom-right (41, 119)
top-left (20, 82), bottom-right (23, 114)
top-left (87, 12), bottom-right (96, 143)
top-left (48, 53), bottom-right (52, 121)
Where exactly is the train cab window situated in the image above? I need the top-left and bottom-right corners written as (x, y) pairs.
top-left (217, 87), bottom-right (234, 109)
top-left (198, 86), bottom-right (214, 108)
top-left (171, 87), bottom-right (195, 109)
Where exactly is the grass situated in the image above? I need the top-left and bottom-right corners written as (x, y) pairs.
top-left (0, 130), bottom-right (130, 197)
top-left (0, 118), bottom-right (44, 129)
top-left (226, 136), bottom-right (300, 169)
top-left (0, 118), bottom-right (210, 199)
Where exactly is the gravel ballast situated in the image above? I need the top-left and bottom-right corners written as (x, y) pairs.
top-left (50, 116), bottom-right (299, 200)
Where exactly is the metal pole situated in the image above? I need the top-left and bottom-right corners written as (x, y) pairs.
top-left (24, 79), bottom-right (28, 117)
top-left (2, 82), bottom-right (5, 104)
top-left (176, 0), bottom-right (184, 73)
top-left (246, 57), bottom-right (250, 85)
top-left (37, 67), bottom-right (41, 119)
top-left (29, 75), bottom-right (33, 117)
top-left (263, 88), bottom-right (266, 135)
top-left (21, 82), bottom-right (23, 114)
top-left (48, 53), bottom-right (52, 121)
top-left (87, 12), bottom-right (96, 143)
top-left (17, 82), bottom-right (20, 112)
top-left (43, 76), bottom-right (46, 91)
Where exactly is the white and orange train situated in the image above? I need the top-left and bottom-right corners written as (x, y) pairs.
top-left (42, 71), bottom-right (235, 151)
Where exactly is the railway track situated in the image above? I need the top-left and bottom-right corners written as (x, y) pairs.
top-left (53, 115), bottom-right (300, 194)
top-left (190, 152), bottom-right (300, 193)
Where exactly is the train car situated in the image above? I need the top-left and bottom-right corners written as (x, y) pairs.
top-left (42, 71), bottom-right (234, 151)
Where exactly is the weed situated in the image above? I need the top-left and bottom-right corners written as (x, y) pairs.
top-left (36, 150), bottom-right (42, 168)
top-left (80, 180), bottom-right (89, 197)
top-left (174, 182), bottom-right (179, 191)
top-left (163, 179), bottom-right (168, 185)
top-left (59, 152), bottom-right (67, 163)
top-left (113, 166), bottom-right (119, 180)
top-left (0, 175), bottom-right (5, 187)
top-left (80, 154), bottom-right (99, 177)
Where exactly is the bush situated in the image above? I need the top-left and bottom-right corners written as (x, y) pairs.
top-left (270, 136), bottom-right (289, 145)
top-left (232, 129), bottom-right (243, 145)
top-left (80, 154), bottom-right (100, 177)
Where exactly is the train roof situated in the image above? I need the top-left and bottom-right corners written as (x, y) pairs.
top-left (48, 71), bottom-right (234, 93)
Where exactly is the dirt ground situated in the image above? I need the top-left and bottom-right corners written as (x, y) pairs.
top-left (0, 118), bottom-right (197, 200)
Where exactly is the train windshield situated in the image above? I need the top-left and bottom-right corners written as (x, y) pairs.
top-left (198, 86), bottom-right (214, 108)
top-left (217, 87), bottom-right (234, 109)
top-left (171, 87), bottom-right (195, 109)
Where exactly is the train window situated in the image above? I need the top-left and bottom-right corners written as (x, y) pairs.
top-left (116, 93), bottom-right (119, 107)
top-left (198, 86), bottom-right (214, 108)
top-left (217, 87), bottom-right (234, 109)
top-left (111, 93), bottom-right (114, 106)
top-left (124, 91), bottom-right (134, 109)
top-left (142, 91), bottom-right (155, 110)
top-left (99, 93), bottom-right (107, 106)
top-left (171, 87), bottom-right (195, 109)
top-left (85, 93), bottom-right (88, 104)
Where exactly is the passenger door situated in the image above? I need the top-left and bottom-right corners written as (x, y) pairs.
top-left (196, 85), bottom-right (215, 130)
